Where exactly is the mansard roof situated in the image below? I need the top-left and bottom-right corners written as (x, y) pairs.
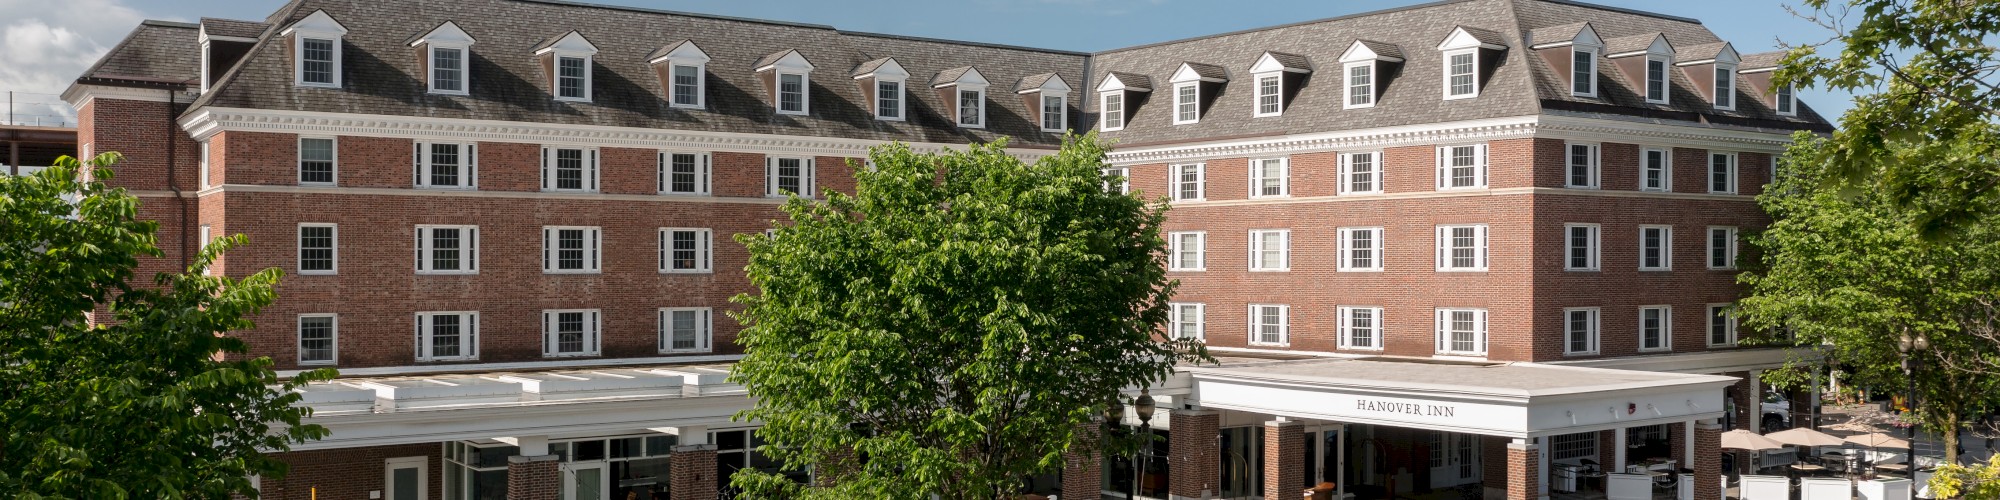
top-left (77, 20), bottom-right (201, 87)
top-left (200, 18), bottom-right (269, 40)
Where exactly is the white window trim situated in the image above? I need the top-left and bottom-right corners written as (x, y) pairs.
top-left (1434, 144), bottom-right (1489, 191)
top-left (1171, 162), bottom-right (1206, 202)
top-left (1168, 231), bottom-right (1205, 272)
top-left (1254, 72), bottom-right (1287, 116)
top-left (956, 87), bottom-right (987, 128)
top-left (427, 44), bottom-right (471, 96)
top-left (541, 309), bottom-right (602, 357)
top-left (1708, 152), bottom-right (1738, 194)
top-left (541, 226), bottom-right (603, 274)
top-left (1707, 226), bottom-right (1739, 270)
top-left (1039, 94), bottom-right (1066, 132)
top-left (199, 141), bottom-right (213, 189)
top-left (1564, 142), bottom-right (1601, 189)
top-left (541, 146), bottom-right (600, 193)
top-left (413, 142), bottom-right (478, 190)
top-left (657, 151), bottom-right (712, 195)
top-left (1337, 306), bottom-right (1385, 351)
top-left (1337, 227), bottom-right (1385, 272)
top-left (1638, 224), bottom-right (1674, 271)
top-left (874, 79), bottom-right (906, 121)
top-left (1172, 82), bottom-right (1200, 125)
top-left (1563, 307), bottom-right (1601, 356)
top-left (294, 35), bottom-right (342, 88)
top-left (658, 227), bottom-right (714, 274)
top-left (1644, 55), bottom-right (1671, 105)
top-left (1571, 46), bottom-right (1599, 98)
top-left (659, 307), bottom-right (714, 353)
top-left (384, 457), bottom-right (429, 500)
top-left (1248, 157), bottom-right (1290, 198)
top-left (1343, 62), bottom-right (1376, 109)
top-left (1339, 151), bottom-right (1384, 195)
top-left (764, 156), bottom-right (817, 198)
top-left (1639, 147), bottom-right (1673, 192)
top-left (1169, 302), bottom-right (1205, 341)
top-left (297, 313), bottom-right (338, 366)
top-left (1434, 224), bottom-right (1490, 272)
top-left (199, 224), bottom-right (213, 275)
top-left (414, 225), bottom-right (480, 275)
top-left (1638, 305), bottom-right (1674, 352)
top-left (1442, 48), bottom-right (1480, 100)
top-left (1563, 223), bottom-right (1600, 272)
top-left (1775, 85), bottom-right (1797, 116)
top-left (775, 70), bottom-right (811, 116)
top-left (552, 53), bottom-right (593, 102)
top-left (414, 311), bottom-right (479, 361)
top-left (298, 222), bottom-right (338, 275)
top-left (297, 136), bottom-right (338, 186)
top-left (668, 62), bottom-right (707, 110)
top-left (1099, 92), bottom-right (1125, 132)
top-left (1101, 167), bottom-right (1130, 195)
top-left (1247, 304), bottom-right (1291, 347)
top-left (1433, 307), bottom-right (1489, 357)
top-left (1707, 303), bottom-right (1738, 347)
top-left (1713, 63), bottom-right (1737, 110)
top-left (1247, 229), bottom-right (1291, 272)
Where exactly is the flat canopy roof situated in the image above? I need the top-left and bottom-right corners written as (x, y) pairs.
top-left (1192, 357), bottom-right (1737, 399)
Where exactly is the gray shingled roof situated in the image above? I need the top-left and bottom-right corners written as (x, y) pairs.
top-left (645, 40), bottom-right (695, 63)
top-left (1264, 51), bottom-right (1313, 70)
top-left (930, 66), bottom-right (975, 87)
top-left (752, 49), bottom-right (800, 70)
top-left (1528, 22), bottom-right (1588, 46)
top-left (1179, 62), bottom-right (1228, 80)
top-left (1015, 72), bottom-right (1057, 92)
top-left (1737, 51), bottom-right (1784, 71)
top-left (79, 20), bottom-right (201, 85)
top-left (1454, 25), bottom-right (1509, 47)
top-left (1102, 71), bottom-right (1152, 91)
top-left (1675, 42), bottom-right (1730, 62)
top-left (1351, 41), bottom-right (1402, 61)
top-left (1602, 33), bottom-right (1666, 55)
top-left (201, 18), bottom-right (269, 39)
top-left (851, 57), bottom-right (892, 77)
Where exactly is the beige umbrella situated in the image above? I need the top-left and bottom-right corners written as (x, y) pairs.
top-left (1766, 427), bottom-right (1850, 447)
top-left (1723, 429), bottom-right (1788, 451)
top-left (1844, 433), bottom-right (1910, 449)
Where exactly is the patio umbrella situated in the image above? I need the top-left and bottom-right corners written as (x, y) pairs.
top-left (1844, 433), bottom-right (1910, 449)
top-left (1766, 427), bottom-right (1849, 447)
top-left (1723, 429), bottom-right (1788, 451)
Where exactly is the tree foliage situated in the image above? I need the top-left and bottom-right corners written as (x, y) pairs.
top-left (0, 154), bottom-right (333, 498)
top-left (726, 134), bottom-right (1206, 499)
top-left (1933, 459), bottom-right (2000, 500)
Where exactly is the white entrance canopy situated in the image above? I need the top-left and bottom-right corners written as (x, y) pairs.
top-left (1187, 357), bottom-right (1738, 438)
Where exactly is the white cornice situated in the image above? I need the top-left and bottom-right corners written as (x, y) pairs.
top-left (1160, 186), bottom-right (1754, 209)
top-left (62, 84), bottom-right (197, 111)
top-left (1103, 114), bottom-right (1799, 165)
top-left (178, 107), bottom-right (1057, 160)
top-left (211, 183), bottom-right (793, 204)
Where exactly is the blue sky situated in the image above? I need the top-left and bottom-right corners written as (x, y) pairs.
top-left (0, 0), bottom-right (1855, 125)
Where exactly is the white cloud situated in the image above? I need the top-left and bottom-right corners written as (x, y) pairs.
top-left (0, 0), bottom-right (151, 125)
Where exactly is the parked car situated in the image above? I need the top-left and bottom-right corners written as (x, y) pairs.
top-left (1762, 390), bottom-right (1791, 431)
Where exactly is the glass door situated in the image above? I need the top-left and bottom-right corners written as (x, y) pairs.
top-left (1427, 432), bottom-right (1481, 489)
top-left (1300, 425), bottom-right (1343, 496)
top-left (563, 462), bottom-right (608, 500)
top-left (385, 456), bottom-right (428, 500)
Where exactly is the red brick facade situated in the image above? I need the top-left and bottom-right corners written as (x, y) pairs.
top-left (1263, 420), bottom-right (1303, 500)
top-left (1064, 421), bottom-right (1104, 499)
top-left (1694, 423), bottom-right (1723, 500)
top-left (1504, 442), bottom-right (1540, 500)
top-left (1168, 410), bottom-right (1220, 498)
top-left (670, 445), bottom-right (719, 500)
top-left (260, 444), bottom-right (441, 500)
top-left (506, 455), bottom-right (560, 500)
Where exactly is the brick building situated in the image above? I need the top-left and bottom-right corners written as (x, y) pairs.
top-left (63, 0), bottom-right (1829, 499)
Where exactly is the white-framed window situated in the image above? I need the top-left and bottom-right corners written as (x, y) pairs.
top-left (1707, 304), bottom-right (1737, 347)
top-left (199, 224), bottom-right (213, 275)
top-left (1100, 92), bottom-right (1126, 131)
top-left (1249, 157), bottom-right (1289, 198)
top-left (296, 36), bottom-right (341, 88)
top-left (298, 314), bottom-right (337, 365)
top-left (1338, 227), bottom-right (1384, 272)
top-left (415, 225), bottom-right (479, 274)
top-left (541, 309), bottom-right (601, 357)
top-left (1564, 223), bottom-right (1600, 271)
top-left (659, 307), bottom-right (713, 353)
top-left (1639, 224), bottom-right (1672, 271)
top-left (1708, 152), bottom-right (1737, 194)
top-left (765, 156), bottom-right (816, 198)
top-left (1040, 94), bottom-right (1066, 131)
top-left (385, 456), bottom-right (428, 498)
top-left (1565, 142), bottom-right (1600, 189)
top-left (542, 226), bottom-right (602, 274)
top-left (1173, 82), bottom-right (1199, 125)
top-left (1645, 56), bottom-right (1670, 104)
top-left (299, 223), bottom-right (337, 275)
top-left (1248, 304), bottom-right (1290, 346)
top-left (1169, 231), bottom-right (1205, 271)
top-left (1564, 307), bottom-right (1601, 356)
top-left (429, 45), bottom-right (468, 95)
top-left (1708, 226), bottom-right (1739, 270)
top-left (658, 151), bottom-right (711, 195)
top-left (1550, 433), bottom-right (1597, 461)
top-left (1169, 303), bottom-right (1205, 340)
top-left (199, 141), bottom-right (212, 189)
top-left (1775, 85), bottom-right (1797, 116)
top-left (413, 142), bottom-right (477, 189)
top-left (298, 137), bottom-right (337, 186)
top-left (415, 311), bottom-right (478, 361)
top-left (1256, 73), bottom-right (1286, 116)
top-left (1639, 305), bottom-right (1672, 352)
top-left (1713, 64), bottom-right (1736, 110)
top-left (875, 80), bottom-right (903, 120)
top-left (1435, 224), bottom-right (1489, 272)
top-left (555, 55), bottom-right (591, 101)
top-left (1434, 308), bottom-right (1488, 356)
top-left (1435, 144), bottom-right (1488, 190)
top-left (776, 71), bottom-right (809, 115)
top-left (1443, 49), bottom-right (1478, 99)
top-left (1248, 229), bottom-right (1290, 272)
top-left (1345, 62), bottom-right (1375, 108)
top-left (541, 147), bottom-right (599, 192)
top-left (1338, 306), bottom-right (1384, 350)
top-left (1102, 167), bottom-right (1130, 195)
top-left (1640, 147), bottom-right (1672, 192)
top-left (1171, 163), bottom-right (1205, 201)
top-left (957, 88), bottom-right (986, 128)
top-left (670, 63), bottom-right (704, 109)
top-left (659, 228), bottom-right (712, 273)
top-left (1339, 151), bottom-right (1382, 195)
top-left (1571, 46), bottom-right (1598, 97)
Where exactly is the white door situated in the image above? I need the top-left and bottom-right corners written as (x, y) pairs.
top-left (384, 456), bottom-right (428, 500)
top-left (563, 461), bottom-right (608, 500)
top-left (1428, 432), bottom-right (1482, 489)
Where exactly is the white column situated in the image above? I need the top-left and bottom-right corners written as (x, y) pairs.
top-left (496, 435), bottom-right (550, 456)
top-left (1749, 370), bottom-right (1763, 432)
top-left (1537, 436), bottom-right (1552, 500)
top-left (1613, 427), bottom-right (1628, 472)
top-left (1684, 421), bottom-right (1697, 469)
top-left (673, 425), bottom-right (710, 446)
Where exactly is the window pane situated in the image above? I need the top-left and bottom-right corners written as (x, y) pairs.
top-left (1451, 227), bottom-right (1478, 268)
top-left (1042, 96), bottom-right (1063, 130)
top-left (300, 138), bottom-right (335, 184)
top-left (555, 149), bottom-right (585, 190)
top-left (673, 65), bottom-right (701, 105)
top-left (1646, 59), bottom-right (1666, 100)
top-left (779, 74), bottom-right (804, 112)
top-left (1348, 153), bottom-right (1375, 192)
top-left (1572, 51), bottom-right (1593, 94)
top-left (1263, 75), bottom-right (1285, 112)
top-left (300, 316), bottom-right (334, 362)
top-left (301, 225), bottom-right (335, 271)
top-left (877, 81), bottom-right (900, 118)
top-left (669, 153), bottom-right (698, 193)
top-left (302, 38), bottom-right (334, 84)
top-left (431, 314), bottom-right (462, 357)
top-left (1449, 53), bottom-right (1475, 96)
top-left (1104, 94), bottom-right (1124, 129)
top-left (1450, 146), bottom-right (1478, 187)
top-left (958, 90), bottom-right (981, 125)
top-left (433, 48), bottom-right (463, 92)
top-left (558, 57), bottom-right (587, 98)
top-left (428, 144), bottom-right (461, 187)
top-left (1714, 67), bottom-right (1732, 107)
top-left (555, 311), bottom-right (585, 353)
top-left (1177, 85), bottom-right (1198, 121)
top-left (1348, 66), bottom-right (1371, 105)
top-left (557, 229), bottom-right (586, 270)
top-left (776, 158), bottom-right (802, 194)
top-left (431, 228), bottom-right (461, 271)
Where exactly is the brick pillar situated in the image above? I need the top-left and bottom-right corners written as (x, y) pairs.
top-left (1668, 423), bottom-right (1685, 466)
top-left (672, 444), bottom-right (719, 500)
top-left (1065, 421), bottom-right (1104, 500)
top-left (506, 455), bottom-right (560, 500)
top-left (1728, 372), bottom-right (1753, 430)
top-left (1506, 440), bottom-right (1542, 500)
top-left (1168, 409), bottom-right (1219, 500)
top-left (1597, 430), bottom-right (1617, 471)
top-left (1694, 422), bottom-right (1723, 500)
top-left (1264, 420), bottom-right (1303, 500)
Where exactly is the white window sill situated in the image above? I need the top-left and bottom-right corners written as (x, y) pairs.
top-left (1339, 190), bottom-right (1385, 196)
top-left (1338, 267), bottom-right (1385, 273)
top-left (1435, 186), bottom-right (1489, 192)
top-left (417, 357), bottom-right (479, 363)
top-left (1436, 268), bottom-right (1489, 273)
top-left (1708, 266), bottom-right (1738, 271)
top-left (543, 270), bottom-right (602, 275)
top-left (1342, 104), bottom-right (1375, 110)
top-left (415, 185), bottom-right (479, 191)
top-left (296, 82), bottom-right (340, 89)
top-left (1564, 268), bottom-right (1600, 272)
top-left (1443, 93), bottom-right (1478, 101)
top-left (299, 181), bottom-right (337, 187)
top-left (1639, 347), bottom-right (1674, 353)
top-left (542, 189), bottom-right (600, 194)
top-left (1639, 187), bottom-right (1671, 193)
top-left (1249, 194), bottom-right (1292, 200)
top-left (554, 97), bottom-right (591, 103)
top-left (542, 352), bottom-right (600, 358)
top-left (1101, 127), bottom-right (1125, 132)
top-left (1040, 127), bottom-right (1064, 133)
top-left (1564, 185), bottom-right (1601, 190)
top-left (298, 360), bottom-right (337, 366)
top-left (1564, 351), bottom-right (1600, 357)
top-left (659, 270), bottom-right (713, 275)
top-left (669, 103), bottom-right (704, 110)
top-left (1168, 268), bottom-right (1206, 272)
top-left (1638, 267), bottom-right (1673, 272)
top-left (416, 271), bottom-right (479, 276)
top-left (1432, 353), bottom-right (1488, 361)
top-left (429, 90), bottom-right (470, 97)
top-left (298, 270), bottom-right (338, 276)
top-left (1247, 342), bottom-right (1291, 348)
top-left (1170, 198), bottom-right (1206, 203)
top-left (1248, 268), bottom-right (1291, 273)
top-left (657, 192), bottom-right (713, 197)
top-left (1707, 343), bottom-right (1739, 349)
top-left (659, 349), bottom-right (713, 355)
top-left (776, 110), bottom-right (809, 116)
top-left (1339, 346), bottom-right (1384, 352)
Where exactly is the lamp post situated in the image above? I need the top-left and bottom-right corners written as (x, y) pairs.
top-left (1133, 389), bottom-right (1157, 500)
top-left (1899, 331), bottom-right (1928, 469)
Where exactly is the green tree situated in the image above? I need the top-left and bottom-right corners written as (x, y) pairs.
top-left (1780, 0), bottom-right (2000, 235)
top-left (0, 153), bottom-right (332, 498)
top-left (726, 135), bottom-right (1206, 499)
top-left (1933, 460), bottom-right (2000, 500)
top-left (1739, 138), bottom-right (2000, 465)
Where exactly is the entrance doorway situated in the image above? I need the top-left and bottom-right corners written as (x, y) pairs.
top-left (562, 462), bottom-right (608, 500)
top-left (1428, 432), bottom-right (1481, 489)
top-left (1300, 425), bottom-right (1342, 495)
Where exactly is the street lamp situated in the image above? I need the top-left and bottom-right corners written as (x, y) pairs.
top-left (1899, 331), bottom-right (1929, 469)
top-left (1133, 389), bottom-right (1156, 500)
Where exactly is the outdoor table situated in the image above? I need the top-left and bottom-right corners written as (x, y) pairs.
top-left (1792, 463), bottom-right (1827, 478)
top-left (1874, 464), bottom-right (1910, 475)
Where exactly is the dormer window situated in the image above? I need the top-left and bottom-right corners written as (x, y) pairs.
top-left (779, 74), bottom-right (807, 113)
top-left (957, 88), bottom-right (985, 127)
top-left (1529, 22), bottom-right (1601, 98)
top-left (1572, 47), bottom-right (1597, 97)
top-left (1250, 51), bottom-right (1311, 116)
top-left (1645, 57), bottom-right (1668, 103)
top-left (649, 41), bottom-right (710, 110)
top-left (878, 81), bottom-right (903, 119)
top-left (852, 58), bottom-right (909, 121)
top-left (558, 57), bottom-right (589, 99)
top-left (1776, 85), bottom-right (1796, 115)
top-left (281, 10), bottom-right (348, 88)
top-left (1257, 75), bottom-right (1283, 114)
top-left (1605, 33), bottom-right (1674, 105)
top-left (1101, 92), bottom-right (1125, 131)
top-left (1173, 83), bottom-right (1198, 124)
top-left (1337, 43), bottom-right (1397, 110)
top-left (1040, 94), bottom-right (1065, 131)
top-left (1167, 62), bottom-right (1226, 125)
top-left (1713, 64), bottom-right (1735, 110)
top-left (755, 49), bottom-right (815, 116)
top-left (411, 21), bottom-right (475, 96)
top-left (534, 31), bottom-right (598, 103)
top-left (933, 66), bottom-right (989, 129)
top-left (1676, 42), bottom-right (1738, 110)
top-left (1436, 27), bottom-right (1506, 101)
top-left (1095, 72), bottom-right (1150, 132)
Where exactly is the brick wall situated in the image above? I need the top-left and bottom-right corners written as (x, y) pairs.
top-left (1263, 420), bottom-right (1302, 500)
top-left (1505, 442), bottom-right (1540, 500)
top-left (670, 445), bottom-right (718, 500)
top-left (78, 97), bottom-right (202, 285)
top-left (506, 455), bottom-right (559, 500)
top-left (1064, 421), bottom-right (1104, 499)
top-left (259, 443), bottom-right (440, 500)
top-left (1169, 410), bottom-right (1219, 498)
top-left (1694, 423), bottom-right (1722, 500)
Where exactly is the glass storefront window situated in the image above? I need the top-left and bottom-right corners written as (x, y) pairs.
top-left (444, 441), bottom-right (516, 500)
top-left (1219, 426), bottom-right (1263, 497)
